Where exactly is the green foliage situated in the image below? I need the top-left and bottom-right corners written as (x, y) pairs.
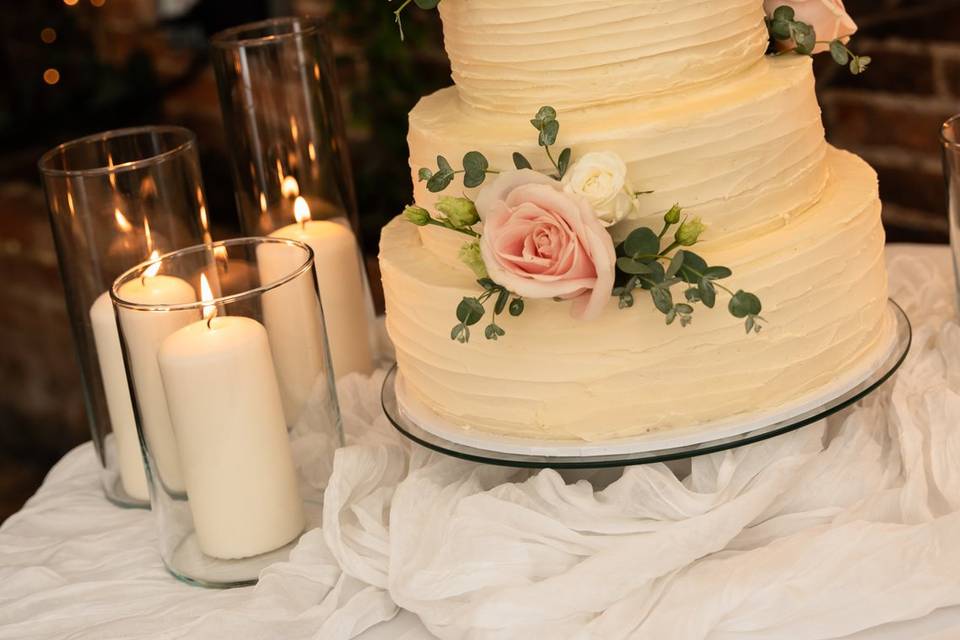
top-left (613, 210), bottom-right (764, 332)
top-left (419, 151), bottom-right (495, 193)
top-left (765, 5), bottom-right (870, 75)
top-left (450, 280), bottom-right (525, 343)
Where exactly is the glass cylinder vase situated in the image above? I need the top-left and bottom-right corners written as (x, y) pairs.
top-left (39, 126), bottom-right (209, 508)
top-left (942, 114), bottom-right (960, 310)
top-left (211, 17), bottom-right (376, 379)
top-left (111, 237), bottom-right (342, 587)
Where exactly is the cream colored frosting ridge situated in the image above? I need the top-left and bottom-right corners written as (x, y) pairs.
top-left (409, 55), bottom-right (828, 267)
top-left (438, 0), bottom-right (770, 113)
top-left (380, 149), bottom-right (888, 439)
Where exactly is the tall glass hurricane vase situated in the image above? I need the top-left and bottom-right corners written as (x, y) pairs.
top-left (211, 17), bottom-right (376, 379)
top-left (942, 114), bottom-right (960, 309)
top-left (111, 237), bottom-right (342, 587)
top-left (39, 126), bottom-right (209, 508)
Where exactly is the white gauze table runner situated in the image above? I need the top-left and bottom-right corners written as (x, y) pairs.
top-left (3, 244), bottom-right (960, 639)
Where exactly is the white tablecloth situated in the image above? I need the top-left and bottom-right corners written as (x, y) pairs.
top-left (4, 244), bottom-right (960, 640)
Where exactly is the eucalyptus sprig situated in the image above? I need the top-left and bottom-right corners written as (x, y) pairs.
top-left (613, 205), bottom-right (764, 333)
top-left (392, 0), bottom-right (440, 41)
top-left (451, 279), bottom-right (526, 343)
top-left (419, 152), bottom-right (498, 192)
top-left (766, 5), bottom-right (871, 75)
top-left (514, 106), bottom-right (572, 180)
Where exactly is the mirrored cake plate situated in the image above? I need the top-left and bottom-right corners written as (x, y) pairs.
top-left (381, 299), bottom-right (911, 469)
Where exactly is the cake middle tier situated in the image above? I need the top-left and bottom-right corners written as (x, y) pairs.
top-left (381, 148), bottom-right (889, 441)
top-left (409, 55), bottom-right (828, 263)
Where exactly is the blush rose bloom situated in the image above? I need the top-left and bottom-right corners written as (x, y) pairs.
top-left (475, 170), bottom-right (616, 321)
top-left (764, 0), bottom-right (857, 54)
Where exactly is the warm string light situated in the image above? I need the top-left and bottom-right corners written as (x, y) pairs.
top-left (40, 28), bottom-right (56, 44)
top-left (259, 192), bottom-right (268, 215)
top-left (43, 68), bottom-right (60, 85)
top-left (307, 143), bottom-right (316, 162)
top-left (281, 176), bottom-right (300, 199)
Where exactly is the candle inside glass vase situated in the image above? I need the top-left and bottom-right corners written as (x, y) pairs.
top-left (268, 196), bottom-right (373, 378)
top-left (158, 274), bottom-right (305, 560)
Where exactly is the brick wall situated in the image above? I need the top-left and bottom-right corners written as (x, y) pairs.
top-left (820, 0), bottom-right (960, 242)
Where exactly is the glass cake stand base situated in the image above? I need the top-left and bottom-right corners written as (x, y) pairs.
top-left (381, 300), bottom-right (911, 469)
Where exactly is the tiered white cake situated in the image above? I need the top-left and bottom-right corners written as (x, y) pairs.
top-left (379, 0), bottom-right (891, 441)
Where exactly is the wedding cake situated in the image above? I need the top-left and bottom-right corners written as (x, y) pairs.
top-left (379, 0), bottom-right (892, 441)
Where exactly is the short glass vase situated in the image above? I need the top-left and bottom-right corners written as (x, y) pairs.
top-left (111, 237), bottom-right (342, 587)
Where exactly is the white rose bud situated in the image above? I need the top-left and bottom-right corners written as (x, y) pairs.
top-left (561, 151), bottom-right (636, 227)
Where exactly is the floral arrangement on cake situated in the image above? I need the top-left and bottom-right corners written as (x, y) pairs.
top-left (392, 0), bottom-right (871, 74)
top-left (403, 107), bottom-right (765, 343)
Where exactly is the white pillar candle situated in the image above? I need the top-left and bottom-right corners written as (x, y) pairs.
top-left (115, 265), bottom-right (197, 494)
top-left (256, 242), bottom-right (328, 425)
top-left (269, 197), bottom-right (374, 378)
top-left (158, 279), bottom-right (304, 560)
top-left (89, 291), bottom-right (149, 501)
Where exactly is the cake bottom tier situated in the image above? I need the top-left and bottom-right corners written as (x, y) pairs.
top-left (379, 148), bottom-right (889, 441)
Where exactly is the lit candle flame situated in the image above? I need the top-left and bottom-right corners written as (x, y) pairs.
top-left (143, 250), bottom-right (161, 278)
top-left (66, 191), bottom-right (75, 216)
top-left (290, 116), bottom-right (299, 142)
top-left (294, 196), bottom-right (311, 226)
top-left (200, 272), bottom-right (217, 323)
top-left (213, 244), bottom-right (228, 267)
top-left (114, 208), bottom-right (132, 232)
top-left (199, 205), bottom-right (208, 231)
top-left (281, 176), bottom-right (300, 199)
top-left (308, 143), bottom-right (316, 162)
top-left (259, 192), bottom-right (267, 214)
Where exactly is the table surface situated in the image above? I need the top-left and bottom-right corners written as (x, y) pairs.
top-left (3, 243), bottom-right (960, 640)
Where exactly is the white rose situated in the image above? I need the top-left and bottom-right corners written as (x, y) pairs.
top-left (561, 151), bottom-right (636, 227)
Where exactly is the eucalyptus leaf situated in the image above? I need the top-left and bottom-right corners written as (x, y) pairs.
top-left (772, 5), bottom-right (795, 21)
top-left (539, 119), bottom-right (559, 147)
top-left (665, 308), bottom-right (677, 325)
top-left (532, 106), bottom-right (557, 127)
top-left (698, 278), bottom-right (717, 308)
top-left (494, 289), bottom-right (509, 315)
top-left (436, 155), bottom-right (452, 173)
top-left (770, 18), bottom-right (792, 40)
top-left (513, 152), bottom-right (533, 170)
top-left (745, 315), bottom-right (756, 334)
top-left (557, 148), bottom-right (572, 178)
top-left (623, 227), bottom-right (660, 259)
top-left (728, 290), bottom-right (762, 318)
top-left (666, 251), bottom-right (686, 278)
top-left (477, 278), bottom-right (497, 290)
top-left (830, 40), bottom-right (850, 65)
top-left (450, 323), bottom-right (467, 342)
top-left (703, 266), bottom-right (732, 280)
top-left (426, 170), bottom-right (454, 193)
top-left (456, 297), bottom-right (485, 325)
top-left (677, 251), bottom-right (708, 284)
top-left (462, 151), bottom-right (489, 188)
top-left (619, 291), bottom-right (634, 309)
top-left (685, 287), bottom-right (701, 303)
top-left (509, 298), bottom-right (525, 316)
top-left (651, 287), bottom-right (673, 314)
top-left (790, 21), bottom-right (816, 55)
top-left (616, 257), bottom-right (653, 275)
top-left (484, 323), bottom-right (505, 340)
top-left (675, 303), bottom-right (693, 315)
top-left (418, 167), bottom-right (433, 182)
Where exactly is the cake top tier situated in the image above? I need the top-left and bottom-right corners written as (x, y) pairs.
top-left (438, 0), bottom-right (769, 113)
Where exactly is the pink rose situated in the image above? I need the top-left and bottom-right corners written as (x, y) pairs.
top-left (475, 170), bottom-right (616, 321)
top-left (765, 0), bottom-right (857, 54)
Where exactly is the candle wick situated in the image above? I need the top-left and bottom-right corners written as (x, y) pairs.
top-left (206, 315), bottom-right (214, 330)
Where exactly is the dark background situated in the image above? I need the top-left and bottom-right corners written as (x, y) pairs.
top-left (0, 0), bottom-right (955, 521)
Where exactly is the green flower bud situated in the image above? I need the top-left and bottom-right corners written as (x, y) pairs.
top-left (436, 196), bottom-right (479, 229)
top-left (675, 217), bottom-right (706, 246)
top-left (663, 203), bottom-right (682, 225)
top-left (403, 205), bottom-right (431, 226)
top-left (458, 241), bottom-right (488, 278)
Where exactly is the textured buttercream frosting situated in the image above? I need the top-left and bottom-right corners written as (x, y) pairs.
top-left (381, 149), bottom-right (888, 439)
top-left (439, 0), bottom-right (770, 113)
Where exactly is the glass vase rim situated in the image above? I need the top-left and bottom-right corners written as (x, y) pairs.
top-left (110, 236), bottom-right (315, 313)
top-left (210, 16), bottom-right (326, 49)
top-left (38, 125), bottom-right (197, 179)
top-left (941, 113), bottom-right (960, 149)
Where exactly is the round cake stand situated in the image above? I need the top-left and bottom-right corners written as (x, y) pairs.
top-left (381, 300), bottom-right (912, 469)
